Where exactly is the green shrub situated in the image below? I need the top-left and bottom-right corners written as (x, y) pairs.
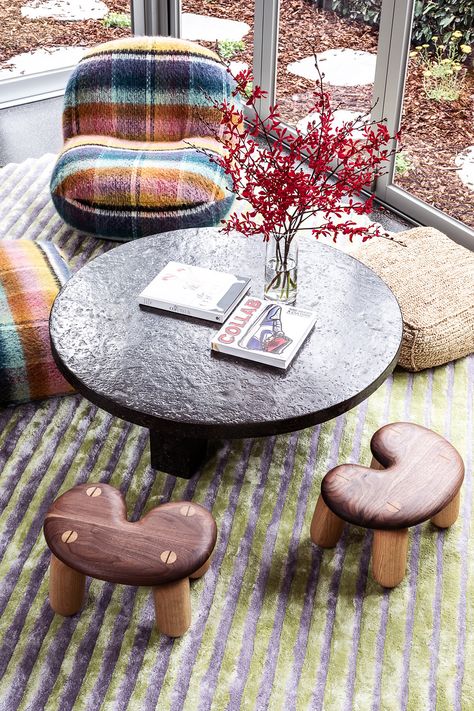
top-left (329, 0), bottom-right (381, 26)
top-left (102, 12), bottom-right (131, 28)
top-left (395, 151), bottom-right (413, 176)
top-left (217, 40), bottom-right (245, 61)
top-left (410, 34), bottom-right (471, 102)
top-left (412, 0), bottom-right (474, 47)
top-left (323, 0), bottom-right (474, 48)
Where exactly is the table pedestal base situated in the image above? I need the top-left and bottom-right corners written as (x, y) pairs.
top-left (149, 430), bottom-right (208, 478)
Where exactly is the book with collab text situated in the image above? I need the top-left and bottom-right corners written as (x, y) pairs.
top-left (138, 261), bottom-right (251, 323)
top-left (211, 296), bottom-right (317, 369)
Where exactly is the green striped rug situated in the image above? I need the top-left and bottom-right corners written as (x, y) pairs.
top-left (0, 156), bottom-right (473, 711)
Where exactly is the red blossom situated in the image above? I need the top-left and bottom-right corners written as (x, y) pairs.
top-left (200, 60), bottom-right (397, 244)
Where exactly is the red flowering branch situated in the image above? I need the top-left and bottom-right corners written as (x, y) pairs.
top-left (195, 57), bottom-right (397, 246)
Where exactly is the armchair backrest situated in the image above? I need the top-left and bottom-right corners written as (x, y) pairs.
top-left (63, 36), bottom-right (234, 143)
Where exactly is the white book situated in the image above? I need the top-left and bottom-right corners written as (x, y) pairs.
top-left (211, 297), bottom-right (317, 369)
top-left (138, 261), bottom-right (251, 323)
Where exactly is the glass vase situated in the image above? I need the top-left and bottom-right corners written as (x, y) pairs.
top-left (264, 232), bottom-right (298, 305)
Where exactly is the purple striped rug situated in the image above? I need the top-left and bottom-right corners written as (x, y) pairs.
top-left (0, 155), bottom-right (473, 710)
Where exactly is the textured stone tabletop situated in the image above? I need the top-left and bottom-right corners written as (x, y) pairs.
top-left (50, 227), bottom-right (403, 440)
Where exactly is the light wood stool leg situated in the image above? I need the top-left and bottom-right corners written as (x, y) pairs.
top-left (372, 529), bottom-right (409, 588)
top-left (189, 556), bottom-right (212, 580)
top-left (310, 495), bottom-right (345, 548)
top-left (153, 578), bottom-right (191, 637)
top-left (431, 491), bottom-right (461, 528)
top-left (49, 554), bottom-right (86, 616)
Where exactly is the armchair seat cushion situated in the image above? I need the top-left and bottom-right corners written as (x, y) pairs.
top-left (51, 135), bottom-right (234, 241)
top-left (354, 227), bottom-right (474, 371)
top-left (0, 240), bottom-right (74, 405)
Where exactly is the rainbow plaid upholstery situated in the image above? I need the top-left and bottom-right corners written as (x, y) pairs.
top-left (0, 241), bottom-right (74, 405)
top-left (50, 37), bottom-right (236, 240)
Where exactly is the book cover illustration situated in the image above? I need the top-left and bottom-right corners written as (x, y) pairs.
top-left (239, 304), bottom-right (292, 354)
top-left (211, 297), bottom-right (317, 369)
top-left (138, 261), bottom-right (251, 321)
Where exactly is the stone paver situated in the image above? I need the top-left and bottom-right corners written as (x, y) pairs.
top-left (0, 46), bottom-right (86, 79)
top-left (287, 48), bottom-right (376, 86)
top-left (182, 13), bottom-right (250, 42)
top-left (297, 109), bottom-right (365, 138)
top-left (455, 146), bottom-right (474, 191)
top-left (21, 0), bottom-right (108, 21)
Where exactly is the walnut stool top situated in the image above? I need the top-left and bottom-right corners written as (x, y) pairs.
top-left (44, 483), bottom-right (217, 585)
top-left (322, 422), bottom-right (464, 530)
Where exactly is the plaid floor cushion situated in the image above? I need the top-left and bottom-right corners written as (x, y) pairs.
top-left (51, 136), bottom-right (234, 241)
top-left (50, 36), bottom-right (236, 241)
top-left (0, 241), bottom-right (74, 405)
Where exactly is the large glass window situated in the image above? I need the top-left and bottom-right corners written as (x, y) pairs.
top-left (372, 0), bottom-right (474, 246)
top-left (275, 1), bottom-right (380, 132)
top-left (165, 0), bottom-right (474, 245)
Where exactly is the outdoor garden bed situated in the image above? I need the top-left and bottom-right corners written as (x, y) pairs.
top-left (0, 0), bottom-right (129, 67)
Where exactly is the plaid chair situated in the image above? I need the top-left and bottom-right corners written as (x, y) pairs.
top-left (50, 37), bottom-right (236, 241)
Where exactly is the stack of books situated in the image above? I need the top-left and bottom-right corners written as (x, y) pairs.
top-left (138, 262), bottom-right (316, 369)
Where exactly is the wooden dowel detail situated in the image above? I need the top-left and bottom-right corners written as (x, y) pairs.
top-left (372, 528), bottom-right (409, 588)
top-left (49, 554), bottom-right (86, 616)
top-left (310, 495), bottom-right (345, 548)
top-left (189, 556), bottom-right (212, 580)
top-left (153, 577), bottom-right (191, 637)
top-left (431, 491), bottom-right (461, 528)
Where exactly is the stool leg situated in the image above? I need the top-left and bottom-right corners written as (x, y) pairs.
top-left (431, 491), bottom-right (461, 528)
top-left (189, 556), bottom-right (212, 580)
top-left (153, 578), bottom-right (191, 637)
top-left (49, 554), bottom-right (86, 616)
top-left (310, 495), bottom-right (345, 548)
top-left (372, 529), bottom-right (408, 588)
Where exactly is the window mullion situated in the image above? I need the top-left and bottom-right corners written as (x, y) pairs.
top-left (372, 0), bottom-right (414, 201)
top-left (256, 0), bottom-right (280, 117)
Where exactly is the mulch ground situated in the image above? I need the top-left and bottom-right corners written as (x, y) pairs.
top-left (0, 0), bottom-right (129, 67)
top-left (396, 66), bottom-right (474, 227)
top-left (1, 0), bottom-right (473, 227)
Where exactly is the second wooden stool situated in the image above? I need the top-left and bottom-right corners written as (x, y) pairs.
top-left (310, 422), bottom-right (464, 587)
top-left (43, 483), bottom-right (217, 636)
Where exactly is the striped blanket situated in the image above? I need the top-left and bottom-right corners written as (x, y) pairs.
top-left (0, 240), bottom-right (73, 405)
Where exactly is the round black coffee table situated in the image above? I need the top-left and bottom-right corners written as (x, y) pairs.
top-left (50, 227), bottom-right (403, 478)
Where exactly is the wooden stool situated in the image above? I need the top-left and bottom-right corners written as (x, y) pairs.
top-left (310, 422), bottom-right (464, 588)
top-left (43, 483), bottom-right (217, 637)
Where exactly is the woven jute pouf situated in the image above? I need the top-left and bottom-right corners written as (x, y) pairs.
top-left (354, 226), bottom-right (474, 372)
